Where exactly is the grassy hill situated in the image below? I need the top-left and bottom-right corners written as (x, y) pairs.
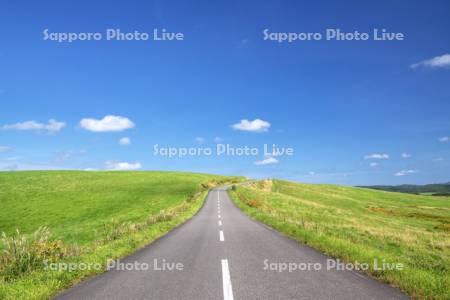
top-left (0, 171), bottom-right (229, 245)
top-left (0, 171), bottom-right (239, 299)
top-left (229, 180), bottom-right (450, 300)
top-left (359, 182), bottom-right (450, 196)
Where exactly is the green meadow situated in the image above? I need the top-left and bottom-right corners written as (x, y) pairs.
top-left (0, 171), bottom-right (239, 299)
top-left (1, 172), bottom-right (449, 299)
top-left (0, 171), bottom-right (229, 245)
top-left (229, 180), bottom-right (450, 300)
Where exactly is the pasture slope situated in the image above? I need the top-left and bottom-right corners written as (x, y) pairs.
top-left (0, 171), bottom-right (240, 299)
top-left (229, 179), bottom-right (450, 300)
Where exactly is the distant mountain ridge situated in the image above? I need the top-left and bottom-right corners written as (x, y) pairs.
top-left (359, 182), bottom-right (450, 196)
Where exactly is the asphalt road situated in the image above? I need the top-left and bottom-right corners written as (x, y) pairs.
top-left (56, 188), bottom-right (408, 300)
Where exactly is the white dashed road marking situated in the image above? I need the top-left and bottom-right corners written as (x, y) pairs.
top-left (221, 259), bottom-right (234, 300)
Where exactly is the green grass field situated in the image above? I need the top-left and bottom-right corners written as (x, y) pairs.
top-left (0, 171), bottom-right (227, 245)
top-left (229, 180), bottom-right (450, 300)
top-left (0, 171), bottom-right (238, 299)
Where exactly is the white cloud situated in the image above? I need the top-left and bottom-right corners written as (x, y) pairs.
top-left (369, 162), bottom-right (379, 167)
top-left (231, 119), bottom-right (270, 133)
top-left (195, 137), bottom-right (205, 144)
top-left (394, 169), bottom-right (417, 176)
top-left (214, 137), bottom-right (223, 143)
top-left (105, 161), bottom-right (142, 171)
top-left (411, 54), bottom-right (450, 69)
top-left (432, 157), bottom-right (444, 162)
top-left (83, 168), bottom-right (98, 171)
top-left (364, 153), bottom-right (389, 159)
top-left (401, 153), bottom-right (412, 158)
top-left (254, 156), bottom-right (278, 165)
top-left (1, 119), bottom-right (65, 133)
top-left (80, 115), bottom-right (135, 132)
top-left (5, 156), bottom-right (21, 161)
top-left (119, 137), bottom-right (131, 145)
top-left (0, 146), bottom-right (11, 152)
top-left (0, 164), bottom-right (18, 171)
top-left (439, 136), bottom-right (449, 143)
top-left (308, 171), bottom-right (316, 175)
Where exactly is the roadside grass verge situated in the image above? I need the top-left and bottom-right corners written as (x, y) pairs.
top-left (0, 171), bottom-right (233, 245)
top-left (229, 180), bottom-right (450, 300)
top-left (0, 171), bottom-right (241, 299)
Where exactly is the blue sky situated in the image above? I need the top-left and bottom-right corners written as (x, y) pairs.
top-left (0, 0), bottom-right (449, 185)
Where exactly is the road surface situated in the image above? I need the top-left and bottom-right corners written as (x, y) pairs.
top-left (56, 188), bottom-right (408, 300)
